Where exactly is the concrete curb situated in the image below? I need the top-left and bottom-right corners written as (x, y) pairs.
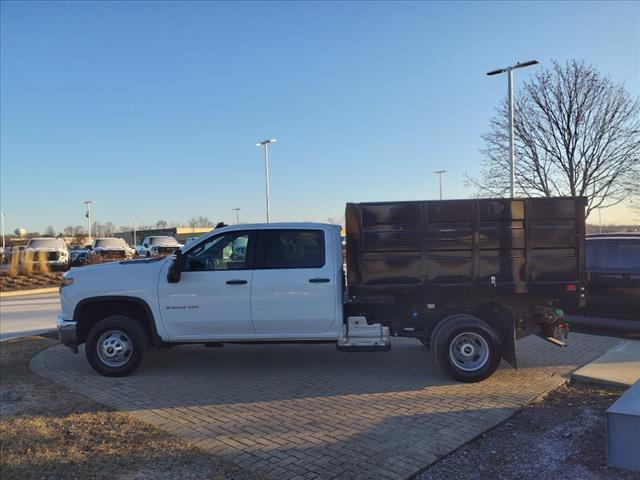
top-left (572, 340), bottom-right (640, 388)
top-left (0, 287), bottom-right (59, 298)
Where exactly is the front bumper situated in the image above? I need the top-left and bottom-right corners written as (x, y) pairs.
top-left (56, 314), bottom-right (78, 353)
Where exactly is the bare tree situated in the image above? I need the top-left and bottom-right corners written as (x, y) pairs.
top-left (188, 216), bottom-right (214, 228)
top-left (468, 60), bottom-right (640, 216)
top-left (43, 225), bottom-right (56, 237)
top-left (155, 219), bottom-right (168, 229)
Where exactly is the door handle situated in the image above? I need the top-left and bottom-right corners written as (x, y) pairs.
top-left (309, 277), bottom-right (330, 283)
top-left (226, 279), bottom-right (248, 285)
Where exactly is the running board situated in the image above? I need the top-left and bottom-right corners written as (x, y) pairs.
top-left (337, 316), bottom-right (390, 352)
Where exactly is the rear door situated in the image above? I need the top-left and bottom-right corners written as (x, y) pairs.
top-left (250, 228), bottom-right (337, 335)
top-left (587, 239), bottom-right (640, 318)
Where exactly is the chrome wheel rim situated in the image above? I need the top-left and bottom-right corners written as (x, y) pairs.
top-left (449, 332), bottom-right (489, 372)
top-left (97, 330), bottom-right (132, 368)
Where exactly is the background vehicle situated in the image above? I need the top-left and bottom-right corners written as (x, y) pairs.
top-left (89, 238), bottom-right (135, 262)
top-left (69, 245), bottom-right (91, 267)
top-left (567, 233), bottom-right (639, 340)
top-left (57, 197), bottom-right (584, 382)
top-left (583, 233), bottom-right (639, 319)
top-left (136, 236), bottom-right (182, 257)
top-left (25, 238), bottom-right (69, 270)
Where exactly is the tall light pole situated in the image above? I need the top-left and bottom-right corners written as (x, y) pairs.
top-left (256, 138), bottom-right (276, 222)
top-left (82, 200), bottom-right (94, 244)
top-left (1, 213), bottom-right (6, 251)
top-left (232, 208), bottom-right (241, 224)
top-left (598, 207), bottom-right (603, 233)
top-left (487, 60), bottom-right (539, 198)
top-left (132, 215), bottom-right (137, 245)
top-left (433, 170), bottom-right (447, 200)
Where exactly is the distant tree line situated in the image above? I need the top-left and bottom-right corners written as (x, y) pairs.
top-left (40, 216), bottom-right (217, 243)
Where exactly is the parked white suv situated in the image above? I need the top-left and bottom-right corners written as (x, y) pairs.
top-left (136, 236), bottom-right (182, 257)
top-left (25, 238), bottom-right (69, 270)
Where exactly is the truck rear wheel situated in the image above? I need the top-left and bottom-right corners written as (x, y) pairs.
top-left (86, 316), bottom-right (147, 377)
top-left (432, 315), bottom-right (501, 383)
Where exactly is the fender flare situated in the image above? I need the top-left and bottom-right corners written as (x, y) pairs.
top-left (73, 296), bottom-right (163, 348)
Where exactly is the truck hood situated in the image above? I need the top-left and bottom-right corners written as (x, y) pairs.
top-left (68, 256), bottom-right (167, 274)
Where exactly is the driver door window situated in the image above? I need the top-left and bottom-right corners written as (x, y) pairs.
top-left (185, 232), bottom-right (252, 271)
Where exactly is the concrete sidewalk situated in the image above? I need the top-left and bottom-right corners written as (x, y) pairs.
top-left (572, 340), bottom-right (640, 387)
top-left (0, 287), bottom-right (59, 298)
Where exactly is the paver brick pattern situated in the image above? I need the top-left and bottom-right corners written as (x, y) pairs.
top-left (31, 333), bottom-right (618, 480)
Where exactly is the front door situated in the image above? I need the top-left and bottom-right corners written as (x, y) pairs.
top-left (251, 228), bottom-right (337, 335)
top-left (158, 231), bottom-right (256, 339)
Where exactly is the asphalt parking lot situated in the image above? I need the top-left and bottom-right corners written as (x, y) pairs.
top-left (32, 333), bottom-right (619, 480)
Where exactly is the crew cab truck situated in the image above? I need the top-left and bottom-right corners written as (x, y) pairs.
top-left (57, 197), bottom-right (585, 382)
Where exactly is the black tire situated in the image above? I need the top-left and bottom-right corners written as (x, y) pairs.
top-left (85, 315), bottom-right (147, 377)
top-left (146, 251), bottom-right (151, 258)
top-left (432, 314), bottom-right (501, 383)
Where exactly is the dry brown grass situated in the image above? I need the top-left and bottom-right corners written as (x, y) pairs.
top-left (7, 250), bottom-right (20, 277)
top-left (20, 250), bottom-right (33, 276)
top-left (0, 337), bottom-right (257, 480)
top-left (36, 251), bottom-right (49, 274)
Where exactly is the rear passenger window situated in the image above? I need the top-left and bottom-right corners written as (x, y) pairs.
top-left (262, 230), bottom-right (325, 269)
top-left (588, 241), bottom-right (640, 272)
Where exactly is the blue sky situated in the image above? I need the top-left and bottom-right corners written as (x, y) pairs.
top-left (1, 1), bottom-right (638, 233)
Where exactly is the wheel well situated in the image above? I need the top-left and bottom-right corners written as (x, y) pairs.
top-left (75, 298), bottom-right (158, 347)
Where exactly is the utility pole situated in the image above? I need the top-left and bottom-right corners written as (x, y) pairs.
top-left (598, 208), bottom-right (603, 233)
top-left (487, 60), bottom-right (539, 197)
top-left (232, 208), bottom-right (241, 224)
top-left (433, 170), bottom-right (447, 200)
top-left (82, 200), bottom-right (94, 244)
top-left (132, 215), bottom-right (137, 245)
top-left (256, 138), bottom-right (277, 222)
top-left (1, 213), bottom-right (6, 251)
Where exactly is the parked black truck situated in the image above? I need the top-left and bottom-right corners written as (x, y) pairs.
top-left (345, 197), bottom-right (586, 381)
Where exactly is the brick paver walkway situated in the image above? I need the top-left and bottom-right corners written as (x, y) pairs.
top-left (31, 333), bottom-right (618, 480)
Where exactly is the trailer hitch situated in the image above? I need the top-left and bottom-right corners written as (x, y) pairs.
top-left (537, 308), bottom-right (569, 347)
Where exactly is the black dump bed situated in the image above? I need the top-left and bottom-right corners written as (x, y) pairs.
top-left (346, 197), bottom-right (586, 306)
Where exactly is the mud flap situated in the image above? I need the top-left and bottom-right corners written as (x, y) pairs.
top-left (494, 313), bottom-right (517, 369)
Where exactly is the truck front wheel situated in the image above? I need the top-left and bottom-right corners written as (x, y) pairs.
top-left (432, 315), bottom-right (501, 383)
top-left (85, 316), bottom-right (147, 377)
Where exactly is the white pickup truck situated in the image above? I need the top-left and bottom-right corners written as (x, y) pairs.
top-left (136, 236), bottom-right (182, 258)
top-left (58, 199), bottom-right (582, 382)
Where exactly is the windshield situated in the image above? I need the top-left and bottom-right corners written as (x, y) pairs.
top-left (27, 239), bottom-right (64, 249)
top-left (150, 236), bottom-right (179, 246)
top-left (95, 238), bottom-right (126, 248)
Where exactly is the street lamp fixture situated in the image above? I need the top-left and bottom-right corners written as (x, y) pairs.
top-left (433, 170), bottom-right (447, 200)
top-left (232, 208), bottom-right (241, 224)
top-left (487, 60), bottom-right (539, 198)
top-left (82, 200), bottom-right (94, 244)
top-left (256, 138), bottom-right (277, 222)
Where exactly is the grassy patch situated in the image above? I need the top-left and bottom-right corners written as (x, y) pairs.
top-left (0, 337), bottom-right (259, 480)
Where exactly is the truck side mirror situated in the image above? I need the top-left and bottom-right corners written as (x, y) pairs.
top-left (167, 250), bottom-right (184, 283)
